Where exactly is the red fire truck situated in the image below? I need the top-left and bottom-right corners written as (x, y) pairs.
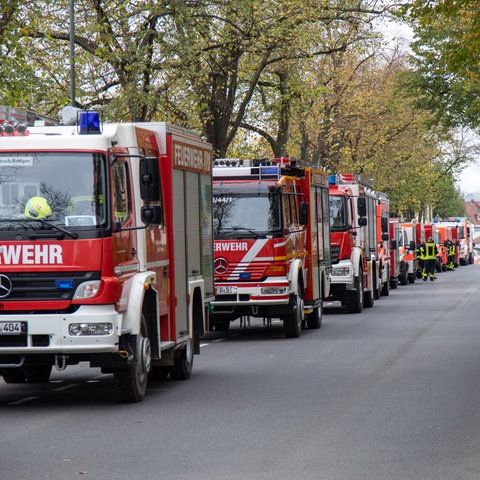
top-left (399, 220), bottom-right (420, 283)
top-left (328, 174), bottom-right (382, 313)
top-left (436, 219), bottom-right (473, 266)
top-left (376, 193), bottom-right (391, 296)
top-left (389, 219), bottom-right (401, 289)
top-left (211, 158), bottom-right (331, 338)
top-left (0, 108), bottom-right (213, 402)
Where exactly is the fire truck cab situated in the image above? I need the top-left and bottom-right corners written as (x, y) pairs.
top-left (211, 158), bottom-right (331, 337)
top-left (328, 174), bottom-right (382, 313)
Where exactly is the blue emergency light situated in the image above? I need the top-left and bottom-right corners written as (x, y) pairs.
top-left (328, 174), bottom-right (337, 185)
top-left (56, 279), bottom-right (74, 290)
top-left (258, 166), bottom-right (278, 175)
top-left (78, 111), bottom-right (101, 135)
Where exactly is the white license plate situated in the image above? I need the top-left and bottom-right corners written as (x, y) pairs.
top-left (0, 322), bottom-right (27, 335)
top-left (217, 286), bottom-right (238, 295)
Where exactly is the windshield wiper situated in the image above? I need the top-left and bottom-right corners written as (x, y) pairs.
top-left (231, 226), bottom-right (267, 238)
top-left (34, 218), bottom-right (78, 239)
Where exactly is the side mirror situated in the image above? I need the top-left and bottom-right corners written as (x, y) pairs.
top-left (140, 157), bottom-right (161, 201)
top-left (357, 197), bottom-right (367, 217)
top-left (299, 202), bottom-right (309, 225)
top-left (141, 205), bottom-right (163, 225)
top-left (381, 217), bottom-right (388, 233)
top-left (358, 217), bottom-right (367, 227)
top-left (409, 240), bottom-right (416, 251)
top-left (391, 239), bottom-right (397, 250)
top-left (382, 233), bottom-right (389, 241)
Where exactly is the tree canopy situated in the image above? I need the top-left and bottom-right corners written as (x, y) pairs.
top-left (0, 0), bottom-right (474, 218)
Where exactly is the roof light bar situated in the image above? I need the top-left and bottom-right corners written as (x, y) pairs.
top-left (78, 111), bottom-right (102, 135)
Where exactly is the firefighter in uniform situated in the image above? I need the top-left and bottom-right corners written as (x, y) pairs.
top-left (446, 239), bottom-right (456, 270)
top-left (416, 243), bottom-right (425, 279)
top-left (423, 236), bottom-right (438, 281)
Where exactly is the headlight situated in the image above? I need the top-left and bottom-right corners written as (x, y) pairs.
top-left (73, 280), bottom-right (101, 299)
top-left (69, 323), bottom-right (113, 336)
top-left (261, 286), bottom-right (288, 295)
top-left (331, 267), bottom-right (350, 276)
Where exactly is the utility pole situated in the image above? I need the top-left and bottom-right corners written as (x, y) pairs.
top-left (69, 0), bottom-right (75, 106)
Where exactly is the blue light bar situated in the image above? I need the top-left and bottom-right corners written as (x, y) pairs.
top-left (258, 166), bottom-right (278, 175)
top-left (56, 279), bottom-right (74, 290)
top-left (239, 272), bottom-right (251, 279)
top-left (79, 111), bottom-right (101, 135)
top-left (328, 174), bottom-right (337, 185)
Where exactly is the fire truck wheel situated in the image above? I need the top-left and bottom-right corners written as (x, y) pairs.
top-left (399, 263), bottom-right (408, 286)
top-left (170, 337), bottom-right (194, 381)
top-left (306, 304), bottom-right (322, 329)
top-left (114, 315), bottom-right (151, 403)
top-left (364, 288), bottom-right (374, 308)
top-left (344, 272), bottom-right (364, 313)
top-left (284, 293), bottom-right (304, 338)
top-left (381, 267), bottom-right (390, 296)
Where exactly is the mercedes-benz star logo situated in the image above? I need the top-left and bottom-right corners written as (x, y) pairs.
top-left (215, 257), bottom-right (229, 275)
top-left (0, 274), bottom-right (13, 299)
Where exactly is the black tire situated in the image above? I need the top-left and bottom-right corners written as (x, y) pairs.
top-left (306, 304), bottom-right (322, 329)
top-left (114, 314), bottom-right (151, 403)
top-left (373, 269), bottom-right (380, 300)
top-left (284, 293), bottom-right (304, 338)
top-left (381, 272), bottom-right (390, 296)
top-left (408, 272), bottom-right (415, 284)
top-left (25, 365), bottom-right (52, 383)
top-left (170, 336), bottom-right (194, 380)
top-left (344, 271), bottom-right (364, 313)
top-left (390, 278), bottom-right (398, 289)
top-left (399, 262), bottom-right (408, 286)
top-left (363, 288), bottom-right (374, 308)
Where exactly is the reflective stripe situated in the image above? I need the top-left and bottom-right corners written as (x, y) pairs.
top-left (424, 243), bottom-right (436, 260)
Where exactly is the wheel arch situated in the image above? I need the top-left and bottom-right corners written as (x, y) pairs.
top-left (288, 259), bottom-right (305, 297)
top-left (122, 271), bottom-right (157, 336)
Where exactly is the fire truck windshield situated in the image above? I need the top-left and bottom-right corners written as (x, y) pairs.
top-left (329, 195), bottom-right (348, 231)
top-left (213, 192), bottom-right (281, 237)
top-left (0, 152), bottom-right (107, 231)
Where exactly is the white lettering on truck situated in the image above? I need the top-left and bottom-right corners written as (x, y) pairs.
top-left (0, 245), bottom-right (63, 265)
top-left (214, 242), bottom-right (248, 252)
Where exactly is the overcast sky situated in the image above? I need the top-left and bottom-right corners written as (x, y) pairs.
top-left (459, 164), bottom-right (480, 196)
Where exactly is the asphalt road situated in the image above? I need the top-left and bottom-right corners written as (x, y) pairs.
top-left (1, 265), bottom-right (480, 480)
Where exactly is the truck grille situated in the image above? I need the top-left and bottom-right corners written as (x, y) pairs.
top-left (331, 246), bottom-right (340, 264)
top-left (0, 271), bottom-right (100, 302)
top-left (215, 263), bottom-right (267, 281)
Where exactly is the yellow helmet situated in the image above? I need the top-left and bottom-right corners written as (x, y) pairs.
top-left (24, 196), bottom-right (52, 219)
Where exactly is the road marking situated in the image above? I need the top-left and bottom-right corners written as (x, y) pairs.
top-left (52, 383), bottom-right (80, 392)
top-left (9, 396), bottom-right (38, 405)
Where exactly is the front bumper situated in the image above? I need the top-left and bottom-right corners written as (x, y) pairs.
top-left (0, 305), bottom-right (121, 354)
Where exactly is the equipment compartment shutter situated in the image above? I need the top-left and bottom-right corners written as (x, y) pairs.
top-left (173, 169), bottom-right (188, 335)
top-left (185, 171), bottom-right (201, 276)
top-left (200, 174), bottom-right (214, 299)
